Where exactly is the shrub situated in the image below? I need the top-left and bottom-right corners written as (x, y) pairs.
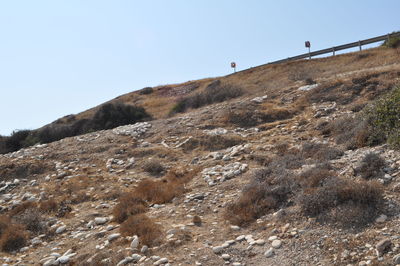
top-left (39, 199), bottom-right (59, 213)
top-left (13, 208), bottom-right (47, 235)
top-left (0, 216), bottom-right (11, 236)
top-left (298, 178), bottom-right (383, 228)
top-left (181, 135), bottom-right (243, 152)
top-left (170, 83), bottom-right (243, 114)
top-left (134, 178), bottom-right (185, 204)
top-left (297, 164), bottom-right (335, 188)
top-left (366, 85), bottom-right (400, 147)
top-left (112, 194), bottom-right (148, 223)
top-left (0, 224), bottom-right (28, 252)
top-left (320, 115), bottom-right (380, 149)
top-left (301, 142), bottom-right (344, 161)
top-left (225, 168), bottom-right (295, 226)
top-left (91, 103), bottom-right (151, 131)
top-left (142, 160), bottom-right (165, 176)
top-left (119, 214), bottom-right (162, 246)
top-left (139, 87), bottom-right (154, 95)
top-left (382, 34), bottom-right (400, 48)
top-left (355, 153), bottom-right (386, 179)
top-left (1, 130), bottom-right (34, 153)
top-left (224, 107), bottom-right (294, 128)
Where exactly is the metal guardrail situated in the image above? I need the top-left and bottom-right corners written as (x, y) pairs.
top-left (232, 31), bottom-right (400, 74)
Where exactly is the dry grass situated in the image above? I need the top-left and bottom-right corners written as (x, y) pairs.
top-left (112, 194), bottom-right (148, 223)
top-left (119, 214), bottom-right (163, 246)
top-left (113, 167), bottom-right (200, 223)
top-left (39, 199), bottom-right (59, 213)
top-left (134, 167), bottom-right (200, 204)
top-left (0, 224), bottom-right (28, 252)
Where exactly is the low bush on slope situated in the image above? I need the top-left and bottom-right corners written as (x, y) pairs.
top-left (320, 85), bottom-right (400, 149)
top-left (0, 102), bottom-right (151, 154)
top-left (170, 82), bottom-right (243, 114)
top-left (225, 143), bottom-right (384, 229)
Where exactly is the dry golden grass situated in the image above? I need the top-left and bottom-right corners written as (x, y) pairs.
top-left (112, 195), bottom-right (148, 223)
top-left (0, 224), bottom-right (28, 252)
top-left (119, 214), bottom-right (163, 246)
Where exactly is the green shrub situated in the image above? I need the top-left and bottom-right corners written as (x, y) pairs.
top-left (139, 87), bottom-right (154, 95)
top-left (366, 85), bottom-right (400, 147)
top-left (91, 103), bottom-right (151, 130)
top-left (382, 34), bottom-right (400, 48)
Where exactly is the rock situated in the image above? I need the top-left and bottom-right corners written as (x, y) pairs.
top-left (376, 238), bottom-right (392, 256)
top-left (94, 217), bottom-right (108, 225)
top-left (108, 233), bottom-right (120, 242)
top-left (221, 254), bottom-right (231, 260)
top-left (213, 246), bottom-right (223, 254)
top-left (298, 84), bottom-right (318, 91)
top-left (153, 258), bottom-right (168, 265)
top-left (117, 257), bottom-right (133, 266)
top-left (255, 239), bottom-right (266, 245)
top-left (56, 225), bottom-right (66, 234)
top-left (140, 245), bottom-right (148, 253)
top-left (131, 236), bottom-right (139, 249)
top-left (376, 214), bottom-right (387, 223)
top-left (57, 256), bottom-right (70, 264)
top-left (251, 95), bottom-right (268, 103)
top-left (268, 236), bottom-right (278, 241)
top-left (131, 254), bottom-right (142, 262)
top-left (393, 254), bottom-right (400, 264)
top-left (230, 225), bottom-right (240, 231)
top-left (271, 240), bottom-right (282, 249)
top-left (264, 248), bottom-right (275, 258)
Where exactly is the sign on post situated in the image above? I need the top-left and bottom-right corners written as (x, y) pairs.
top-left (231, 62), bottom-right (236, 73)
top-left (305, 41), bottom-right (311, 59)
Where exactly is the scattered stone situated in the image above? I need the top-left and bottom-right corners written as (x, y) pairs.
top-left (131, 235), bottom-right (139, 249)
top-left (94, 217), bottom-right (108, 225)
top-left (213, 246), bottom-right (223, 254)
top-left (153, 257), bottom-right (168, 265)
top-left (376, 238), bottom-right (392, 256)
top-left (55, 225), bottom-right (66, 234)
top-left (271, 240), bottom-right (282, 249)
top-left (108, 233), bottom-right (121, 242)
top-left (393, 254), bottom-right (400, 264)
top-left (251, 95), bottom-right (268, 103)
top-left (376, 214), bottom-right (387, 223)
top-left (221, 254), bottom-right (231, 260)
top-left (264, 248), bottom-right (275, 258)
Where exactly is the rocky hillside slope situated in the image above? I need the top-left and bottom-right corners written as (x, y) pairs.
top-left (0, 46), bottom-right (400, 266)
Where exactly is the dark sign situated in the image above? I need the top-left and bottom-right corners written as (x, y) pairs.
top-left (231, 62), bottom-right (236, 68)
top-left (305, 41), bottom-right (311, 48)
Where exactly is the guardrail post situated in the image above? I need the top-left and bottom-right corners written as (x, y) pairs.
top-left (332, 47), bottom-right (335, 56)
top-left (358, 41), bottom-right (362, 51)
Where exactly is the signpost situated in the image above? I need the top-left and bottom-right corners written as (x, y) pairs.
top-left (305, 41), bottom-right (311, 59)
top-left (231, 62), bottom-right (236, 73)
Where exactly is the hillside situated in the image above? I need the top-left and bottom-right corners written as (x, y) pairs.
top-left (0, 46), bottom-right (399, 266)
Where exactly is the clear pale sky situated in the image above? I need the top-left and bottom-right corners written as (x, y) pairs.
top-left (0, 1), bottom-right (399, 135)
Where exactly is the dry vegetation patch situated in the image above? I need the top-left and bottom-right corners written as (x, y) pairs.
top-left (120, 214), bottom-right (163, 247)
top-left (181, 135), bottom-right (243, 152)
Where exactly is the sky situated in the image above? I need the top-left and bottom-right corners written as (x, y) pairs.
top-left (0, 0), bottom-right (399, 135)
